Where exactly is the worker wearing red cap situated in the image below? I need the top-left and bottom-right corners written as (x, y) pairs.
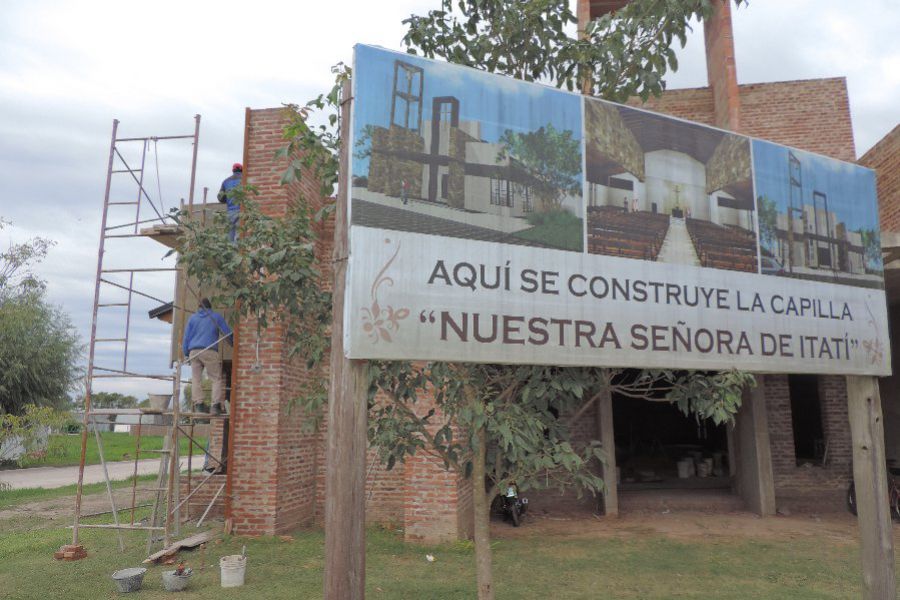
top-left (217, 163), bottom-right (243, 242)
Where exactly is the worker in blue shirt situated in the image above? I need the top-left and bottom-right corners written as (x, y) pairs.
top-left (217, 162), bottom-right (242, 242)
top-left (182, 298), bottom-right (233, 415)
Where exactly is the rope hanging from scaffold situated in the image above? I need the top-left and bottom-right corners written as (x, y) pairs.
top-left (153, 139), bottom-right (166, 218)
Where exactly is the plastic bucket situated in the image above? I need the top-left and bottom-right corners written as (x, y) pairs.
top-left (220, 554), bottom-right (247, 588)
top-left (676, 459), bottom-right (694, 479)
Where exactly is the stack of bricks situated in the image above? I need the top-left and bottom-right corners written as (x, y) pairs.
top-left (54, 544), bottom-right (87, 561)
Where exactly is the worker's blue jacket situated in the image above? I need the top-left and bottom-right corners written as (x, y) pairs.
top-left (217, 172), bottom-right (242, 213)
top-left (182, 308), bottom-right (233, 356)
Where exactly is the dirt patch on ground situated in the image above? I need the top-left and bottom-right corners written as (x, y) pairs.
top-left (0, 487), bottom-right (157, 523)
top-left (492, 506), bottom-right (865, 546)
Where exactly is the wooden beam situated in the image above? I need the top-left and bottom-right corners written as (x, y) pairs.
top-left (846, 375), bottom-right (896, 600)
top-left (596, 386), bottom-right (618, 517)
top-left (733, 380), bottom-right (775, 516)
top-left (144, 530), bottom-right (218, 564)
top-left (324, 80), bottom-right (368, 599)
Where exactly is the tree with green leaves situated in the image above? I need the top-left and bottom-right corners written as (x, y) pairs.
top-left (858, 228), bottom-right (882, 273)
top-left (369, 362), bottom-right (751, 598)
top-left (175, 1), bottom-right (752, 597)
top-left (498, 124), bottom-right (581, 212)
top-left (0, 291), bottom-right (83, 416)
top-left (756, 194), bottom-right (779, 257)
top-left (174, 188), bottom-right (333, 413)
top-left (0, 218), bottom-right (54, 297)
top-left (76, 392), bottom-right (139, 411)
top-left (0, 219), bottom-right (82, 416)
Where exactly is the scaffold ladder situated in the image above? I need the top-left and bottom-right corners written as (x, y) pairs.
top-left (69, 116), bottom-right (207, 553)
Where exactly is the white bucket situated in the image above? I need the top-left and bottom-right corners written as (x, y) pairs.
top-left (220, 554), bottom-right (246, 588)
top-left (676, 459), bottom-right (694, 479)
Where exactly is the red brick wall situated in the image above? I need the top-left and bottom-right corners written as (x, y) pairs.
top-left (630, 78), bottom-right (856, 161)
top-left (763, 374), bottom-right (851, 509)
top-left (233, 108), bottom-right (422, 536)
top-left (860, 124), bottom-right (900, 232)
top-left (180, 473), bottom-right (226, 520)
top-left (704, 0), bottom-right (741, 131)
top-left (522, 402), bottom-right (601, 513)
top-left (229, 108), bottom-right (328, 535)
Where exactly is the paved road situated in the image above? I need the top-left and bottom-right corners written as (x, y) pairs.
top-left (0, 458), bottom-right (193, 491)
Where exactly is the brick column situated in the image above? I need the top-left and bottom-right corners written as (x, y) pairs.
top-left (703, 0), bottom-right (742, 131)
top-left (228, 108), bottom-right (330, 535)
top-left (403, 450), bottom-right (473, 542)
top-left (401, 393), bottom-right (473, 543)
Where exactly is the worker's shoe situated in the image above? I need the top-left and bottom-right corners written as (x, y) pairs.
top-left (192, 403), bottom-right (210, 424)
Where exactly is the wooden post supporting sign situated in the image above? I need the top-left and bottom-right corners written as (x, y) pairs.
top-left (846, 375), bottom-right (896, 600)
top-left (324, 81), bottom-right (368, 599)
top-left (596, 386), bottom-right (618, 517)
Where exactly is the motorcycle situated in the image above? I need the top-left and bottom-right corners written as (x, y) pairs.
top-left (847, 464), bottom-right (900, 520)
top-left (491, 482), bottom-right (528, 527)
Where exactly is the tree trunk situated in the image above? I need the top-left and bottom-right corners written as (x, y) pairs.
top-left (472, 425), bottom-right (494, 600)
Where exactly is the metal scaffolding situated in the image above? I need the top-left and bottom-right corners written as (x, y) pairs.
top-left (68, 116), bottom-right (228, 557)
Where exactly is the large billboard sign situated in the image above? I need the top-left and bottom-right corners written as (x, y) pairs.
top-left (345, 44), bottom-right (889, 376)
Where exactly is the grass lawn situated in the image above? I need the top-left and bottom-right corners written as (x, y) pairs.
top-left (512, 219), bottom-right (584, 252)
top-left (14, 432), bottom-right (206, 468)
top-left (1, 489), bottom-right (896, 600)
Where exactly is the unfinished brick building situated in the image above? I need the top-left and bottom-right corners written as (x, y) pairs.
top-left (195, 1), bottom-right (900, 541)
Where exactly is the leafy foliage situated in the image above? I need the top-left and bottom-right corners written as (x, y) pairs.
top-left (0, 291), bottom-right (82, 416)
top-left (514, 208), bottom-right (584, 251)
top-left (858, 228), bottom-right (883, 272)
top-left (76, 391), bottom-right (139, 411)
top-left (279, 63), bottom-right (351, 203)
top-left (370, 363), bottom-right (753, 501)
top-left (0, 219), bottom-right (82, 416)
top-left (0, 404), bottom-right (70, 466)
top-left (402, 0), bottom-right (747, 101)
top-left (497, 124), bottom-right (581, 211)
top-left (756, 194), bottom-right (778, 255)
top-left (174, 188), bottom-right (333, 415)
top-left (0, 219), bottom-right (55, 297)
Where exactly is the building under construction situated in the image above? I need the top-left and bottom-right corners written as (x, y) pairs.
top-left (69, 0), bottom-right (900, 552)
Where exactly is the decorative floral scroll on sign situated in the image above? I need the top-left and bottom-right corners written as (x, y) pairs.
top-left (360, 238), bottom-right (410, 343)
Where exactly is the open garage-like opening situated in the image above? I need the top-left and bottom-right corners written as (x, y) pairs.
top-left (614, 395), bottom-right (730, 491)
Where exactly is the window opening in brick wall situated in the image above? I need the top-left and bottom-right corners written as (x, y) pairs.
top-left (788, 374), bottom-right (826, 464)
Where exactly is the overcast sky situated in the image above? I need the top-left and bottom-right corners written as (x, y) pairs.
top-left (1, 0), bottom-right (897, 397)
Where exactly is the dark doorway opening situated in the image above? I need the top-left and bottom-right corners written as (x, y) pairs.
top-left (613, 381), bottom-right (729, 490)
top-left (788, 374), bottom-right (825, 464)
